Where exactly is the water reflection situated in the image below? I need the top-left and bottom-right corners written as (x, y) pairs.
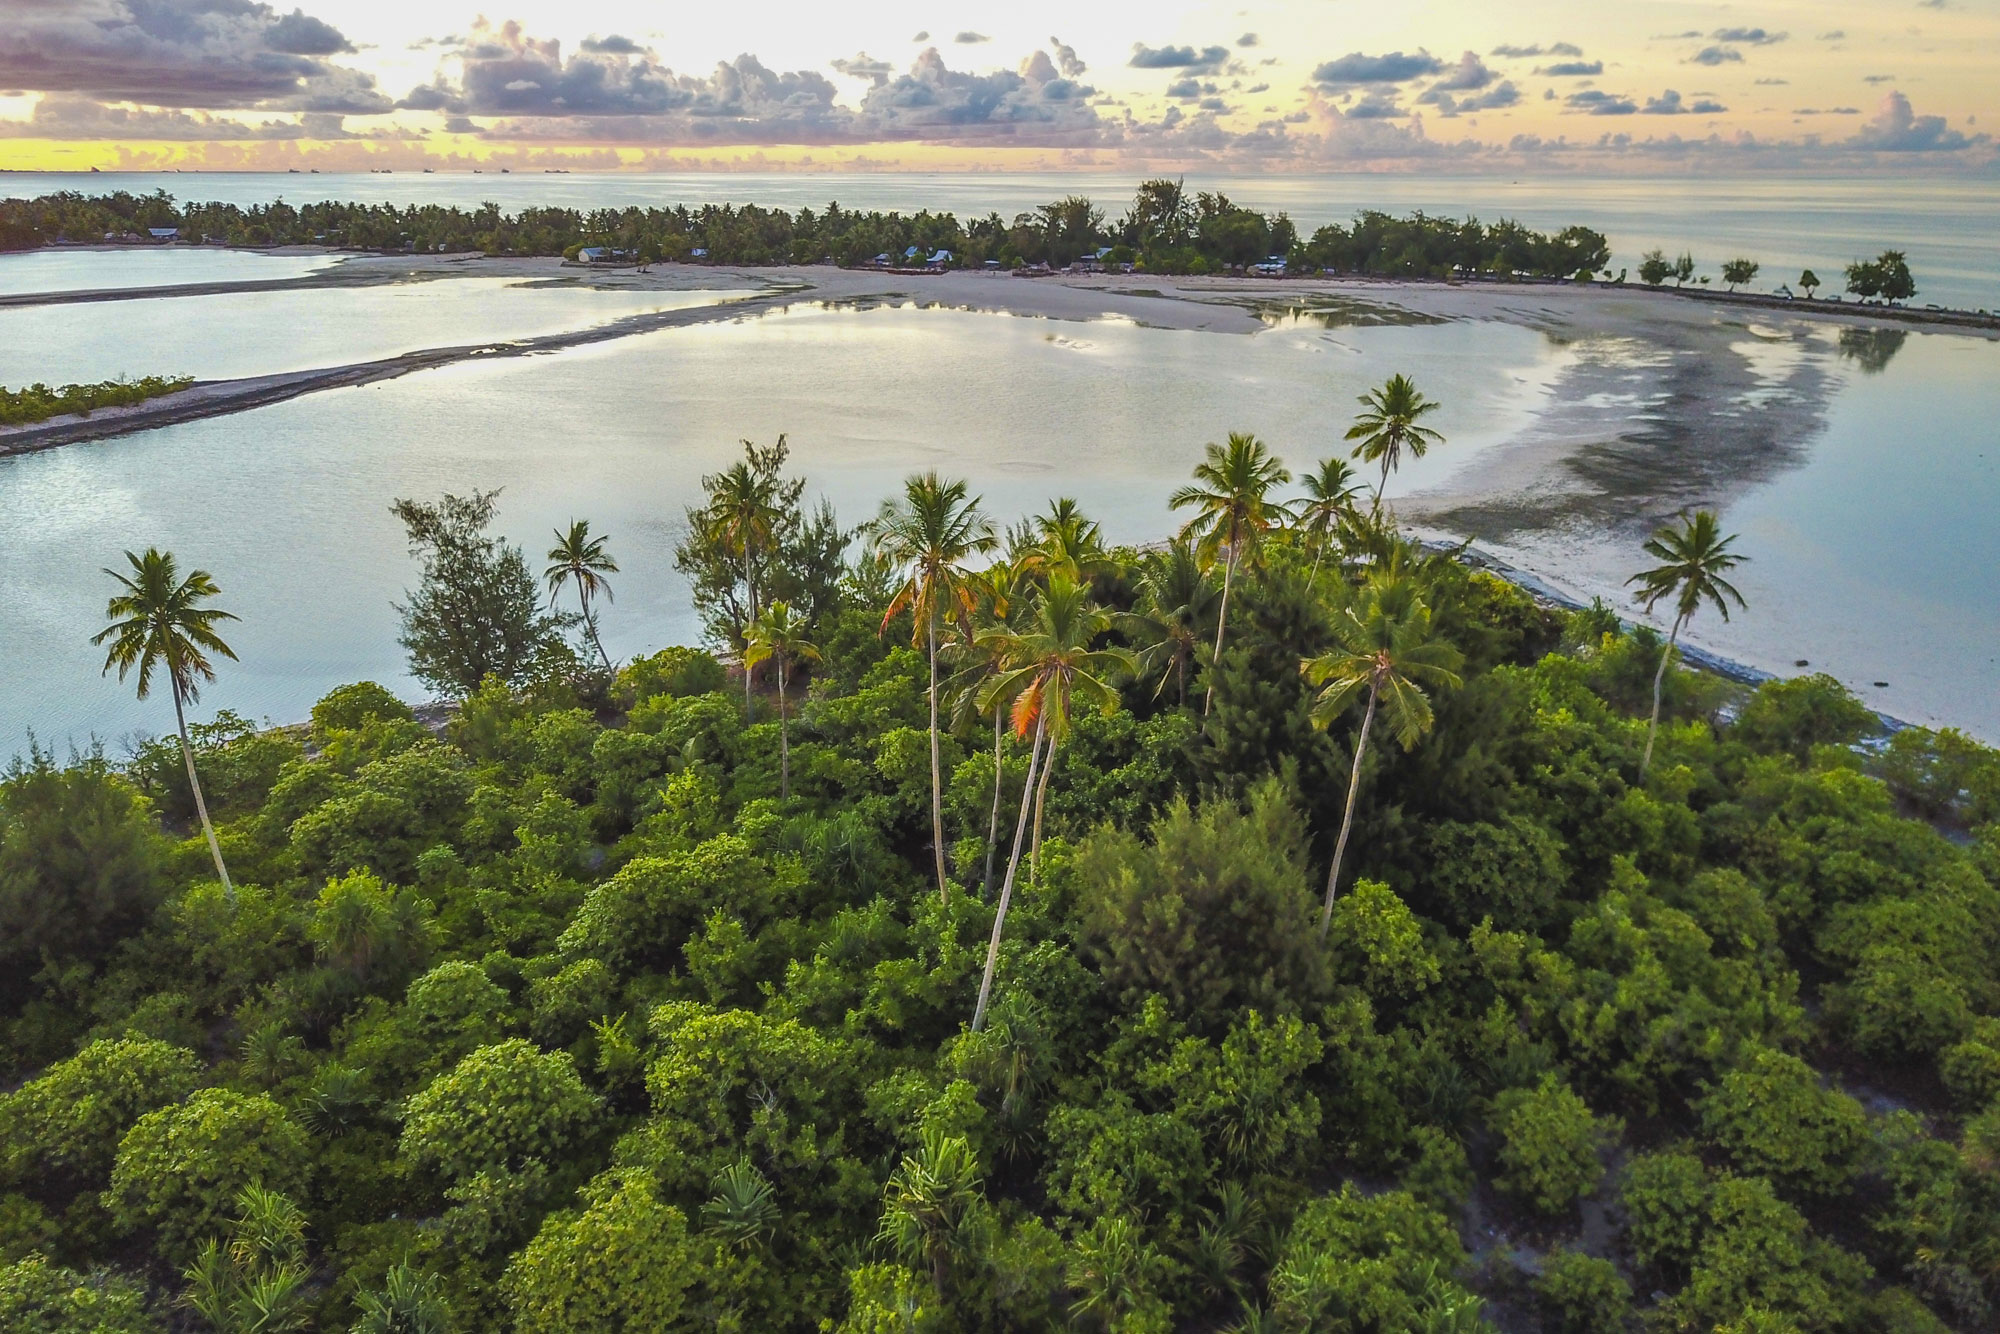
top-left (1837, 326), bottom-right (1909, 374)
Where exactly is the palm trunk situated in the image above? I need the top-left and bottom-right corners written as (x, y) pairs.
top-left (776, 657), bottom-right (790, 800)
top-left (973, 714), bottom-right (1047, 1031)
top-left (1203, 547), bottom-right (1236, 718)
top-left (742, 546), bottom-right (757, 717)
top-left (578, 586), bottom-right (612, 673)
top-left (1307, 543), bottom-right (1324, 595)
top-left (928, 610), bottom-right (948, 901)
top-left (173, 681), bottom-right (233, 899)
top-left (1029, 724), bottom-right (1057, 884)
top-left (1372, 457), bottom-right (1391, 520)
top-left (1641, 616), bottom-right (1683, 778)
top-left (983, 708), bottom-right (1004, 896)
top-left (1319, 680), bottom-right (1378, 940)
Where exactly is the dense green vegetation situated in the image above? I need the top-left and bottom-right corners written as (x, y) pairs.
top-left (0, 376), bottom-right (195, 427)
top-left (1636, 248), bottom-right (1921, 304)
top-left (5, 381), bottom-right (2000, 1333)
top-left (0, 184), bottom-right (1609, 278)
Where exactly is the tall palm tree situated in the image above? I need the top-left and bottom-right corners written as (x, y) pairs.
top-left (1295, 456), bottom-right (1365, 591)
top-left (1627, 509), bottom-right (1747, 777)
top-left (871, 472), bottom-right (997, 901)
top-left (1169, 433), bottom-right (1295, 716)
top-left (1121, 540), bottom-right (1217, 706)
top-left (544, 519), bottom-right (619, 672)
top-left (944, 562), bottom-right (1025, 896)
top-left (1345, 374), bottom-right (1444, 519)
top-left (1301, 571), bottom-right (1462, 938)
top-left (971, 577), bottom-right (1135, 1030)
top-left (743, 601), bottom-right (820, 800)
top-left (703, 455), bottom-right (783, 713)
top-left (1019, 497), bottom-right (1117, 586)
top-left (94, 548), bottom-right (238, 894)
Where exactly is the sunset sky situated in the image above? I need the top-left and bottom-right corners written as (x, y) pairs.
top-left (1, 0), bottom-right (1994, 172)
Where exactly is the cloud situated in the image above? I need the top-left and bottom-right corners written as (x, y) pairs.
top-left (1793, 107), bottom-right (1860, 115)
top-left (1129, 43), bottom-right (1230, 72)
top-left (912, 31), bottom-right (928, 42)
top-left (1490, 41), bottom-right (1582, 59)
top-left (1049, 37), bottom-right (1085, 78)
top-left (1312, 50), bottom-right (1444, 85)
top-left (1863, 74), bottom-right (1896, 83)
top-left (1343, 91), bottom-right (1407, 119)
top-left (1818, 31), bottom-right (1846, 40)
top-left (1538, 60), bottom-right (1603, 76)
top-left (1642, 89), bottom-right (1726, 114)
top-left (831, 53), bottom-right (893, 85)
top-left (1431, 51), bottom-right (1496, 91)
top-left (1848, 89), bottom-right (1978, 150)
top-left (1712, 28), bottom-right (1786, 45)
top-left (1420, 80), bottom-right (1521, 116)
top-left (1688, 47), bottom-right (1744, 66)
top-left (1755, 78), bottom-right (1789, 86)
top-left (1567, 89), bottom-right (1637, 115)
top-left (580, 35), bottom-right (644, 56)
top-left (954, 32), bottom-right (988, 45)
top-left (1237, 33), bottom-right (1259, 47)
top-left (0, 94), bottom-right (358, 140)
top-left (0, 0), bottom-right (388, 112)
top-left (1165, 77), bottom-right (1201, 100)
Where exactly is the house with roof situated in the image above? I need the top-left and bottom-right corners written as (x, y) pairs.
top-left (147, 227), bottom-right (180, 243)
top-left (925, 249), bottom-right (954, 269)
top-left (577, 246), bottom-right (611, 263)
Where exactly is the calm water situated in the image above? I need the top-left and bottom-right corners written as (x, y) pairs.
top-left (0, 245), bottom-right (335, 297)
top-left (0, 303), bottom-right (1561, 753)
top-left (6, 172), bottom-right (1997, 311)
top-left (0, 281), bottom-right (741, 385)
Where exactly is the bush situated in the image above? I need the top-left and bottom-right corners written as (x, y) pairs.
top-left (614, 646), bottom-right (726, 708)
top-left (1733, 674), bottom-right (1876, 760)
top-left (1534, 1247), bottom-right (1632, 1334)
top-left (0, 1252), bottom-right (160, 1333)
top-left (500, 1168), bottom-right (693, 1332)
top-left (1621, 1149), bottom-right (1709, 1274)
top-left (0, 1038), bottom-right (200, 1189)
top-left (399, 1040), bottom-right (598, 1183)
top-left (1268, 1185), bottom-right (1474, 1331)
top-left (311, 682), bottom-right (415, 740)
top-left (1697, 1048), bottom-right (1867, 1197)
top-left (1491, 1074), bottom-right (1619, 1214)
top-left (104, 1090), bottom-right (311, 1259)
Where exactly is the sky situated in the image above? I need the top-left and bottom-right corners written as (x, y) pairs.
top-left (0, 0), bottom-right (1994, 172)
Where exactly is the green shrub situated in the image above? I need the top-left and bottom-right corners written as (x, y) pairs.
top-left (614, 646), bottom-right (725, 707)
top-left (104, 1090), bottom-right (311, 1259)
top-left (1533, 1247), bottom-right (1632, 1334)
top-left (399, 1040), bottom-right (597, 1183)
top-left (1697, 1049), bottom-right (1867, 1198)
top-left (500, 1168), bottom-right (693, 1332)
top-left (1491, 1075), bottom-right (1619, 1214)
top-left (0, 1252), bottom-right (161, 1333)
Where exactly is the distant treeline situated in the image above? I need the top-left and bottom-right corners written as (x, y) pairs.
top-left (0, 375), bottom-right (195, 427)
top-left (0, 183), bottom-right (1611, 279)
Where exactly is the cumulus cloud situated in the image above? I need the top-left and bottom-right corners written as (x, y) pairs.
top-left (1312, 50), bottom-right (1444, 85)
top-left (1568, 89), bottom-right (1637, 115)
top-left (1420, 81), bottom-right (1521, 116)
top-left (1538, 60), bottom-right (1602, 76)
top-left (1343, 91), bottom-right (1407, 119)
top-left (1688, 46), bottom-right (1744, 66)
top-left (1642, 90), bottom-right (1726, 114)
top-left (954, 32), bottom-right (988, 45)
top-left (0, 0), bottom-right (388, 112)
top-left (1049, 37), bottom-right (1085, 78)
top-left (830, 53), bottom-right (893, 85)
top-left (1863, 74), bottom-right (1896, 83)
top-left (580, 35), bottom-right (643, 56)
top-left (1848, 89), bottom-right (1979, 150)
top-left (1431, 51), bottom-right (1496, 91)
top-left (1818, 30), bottom-right (1846, 40)
top-left (1755, 78), bottom-right (1790, 86)
top-left (1129, 43), bottom-right (1230, 72)
top-left (1793, 106), bottom-right (1859, 115)
top-left (1237, 33), bottom-right (1258, 47)
top-left (0, 93), bottom-right (349, 139)
top-left (1713, 28), bottom-right (1786, 44)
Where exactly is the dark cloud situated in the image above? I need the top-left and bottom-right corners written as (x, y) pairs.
top-left (1793, 107), bottom-right (1859, 115)
top-left (1431, 52), bottom-right (1495, 91)
top-left (1538, 60), bottom-right (1602, 76)
top-left (1642, 90), bottom-right (1726, 114)
top-left (1237, 33), bottom-right (1259, 47)
top-left (1567, 89), bottom-right (1637, 115)
top-left (1312, 50), bottom-right (1444, 85)
top-left (1490, 41), bottom-right (1583, 59)
top-left (0, 93), bottom-right (332, 139)
top-left (580, 35), bottom-right (644, 56)
top-left (1420, 80), bottom-right (1521, 116)
top-left (1129, 43), bottom-right (1230, 72)
top-left (1165, 77), bottom-right (1201, 99)
top-left (830, 53), bottom-right (893, 85)
top-left (1818, 30), bottom-right (1846, 40)
top-left (1713, 28), bottom-right (1786, 44)
top-left (1688, 46), bottom-right (1744, 66)
top-left (954, 32), bottom-right (988, 45)
top-left (1863, 74), bottom-right (1896, 83)
top-left (1848, 90), bottom-right (1980, 150)
top-left (0, 0), bottom-right (387, 111)
top-left (1755, 78), bottom-right (1789, 85)
top-left (1049, 37), bottom-right (1085, 78)
top-left (1344, 91), bottom-right (1406, 119)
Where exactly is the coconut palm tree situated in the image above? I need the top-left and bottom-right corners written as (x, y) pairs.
top-left (1301, 571), bottom-right (1462, 938)
top-left (1345, 374), bottom-right (1444, 519)
top-left (1169, 433), bottom-right (1295, 716)
top-left (702, 454), bottom-right (783, 714)
top-left (544, 519), bottom-right (619, 672)
top-left (1295, 456), bottom-right (1365, 591)
top-left (1019, 497), bottom-right (1117, 586)
top-left (871, 472), bottom-right (997, 901)
top-left (1627, 509), bottom-right (1747, 777)
top-left (94, 548), bottom-right (239, 895)
top-left (971, 576), bottom-right (1135, 1030)
top-left (1121, 540), bottom-right (1217, 706)
top-left (743, 601), bottom-right (820, 800)
top-left (944, 562), bottom-right (1027, 896)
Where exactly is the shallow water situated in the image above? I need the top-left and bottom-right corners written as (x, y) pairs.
top-left (0, 279), bottom-right (743, 385)
top-left (0, 303), bottom-right (1561, 752)
top-left (0, 246), bottom-right (336, 297)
